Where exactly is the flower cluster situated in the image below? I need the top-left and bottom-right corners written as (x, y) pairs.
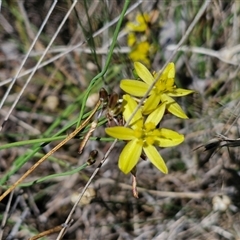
top-left (126, 13), bottom-right (157, 67)
top-left (105, 62), bottom-right (194, 175)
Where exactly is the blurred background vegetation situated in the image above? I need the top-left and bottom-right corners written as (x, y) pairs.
top-left (0, 1), bottom-right (240, 239)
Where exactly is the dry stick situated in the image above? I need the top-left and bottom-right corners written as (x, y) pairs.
top-left (0, 1), bottom-right (58, 131)
top-left (0, 100), bottom-right (101, 202)
top-left (56, 138), bottom-right (118, 240)
top-left (7, 208), bottom-right (29, 240)
top-left (0, 191), bottom-right (14, 240)
top-left (7, 196), bottom-right (30, 239)
top-left (30, 0), bottom-right (95, 117)
top-left (56, 1), bottom-right (211, 238)
top-left (78, 120), bottom-right (98, 154)
top-left (0, 0), bottom-right (77, 132)
top-left (78, 88), bottom-right (108, 154)
top-left (78, 105), bottom-right (105, 154)
top-left (0, 1), bottom-right (142, 131)
top-left (96, 178), bottom-right (216, 199)
top-left (0, 1), bottom-right (142, 89)
top-left (0, 0), bottom-right (142, 236)
top-left (29, 225), bottom-right (64, 240)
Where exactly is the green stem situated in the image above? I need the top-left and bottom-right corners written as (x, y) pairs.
top-left (76, 0), bottom-right (130, 127)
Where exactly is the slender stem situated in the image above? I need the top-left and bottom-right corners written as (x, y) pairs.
top-left (0, 101), bottom-right (101, 202)
top-left (56, 1), bottom-right (131, 239)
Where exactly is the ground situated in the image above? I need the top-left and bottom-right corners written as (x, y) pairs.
top-left (0, 1), bottom-right (240, 239)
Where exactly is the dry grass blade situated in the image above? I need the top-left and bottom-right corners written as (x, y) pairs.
top-left (0, 100), bottom-right (101, 202)
top-left (56, 1), bottom-right (212, 238)
top-left (0, 191), bottom-right (14, 240)
top-left (0, 1), bottom-right (59, 131)
top-left (2, 0), bottom-right (240, 239)
top-left (28, 225), bottom-right (63, 240)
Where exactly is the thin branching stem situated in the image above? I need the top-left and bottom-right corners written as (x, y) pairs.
top-left (0, 0), bottom-right (58, 130)
top-left (56, 1), bottom-right (211, 238)
top-left (0, 100), bottom-right (101, 201)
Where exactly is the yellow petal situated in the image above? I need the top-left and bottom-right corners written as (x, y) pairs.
top-left (129, 43), bottom-right (151, 67)
top-left (120, 80), bottom-right (149, 97)
top-left (156, 128), bottom-right (184, 147)
top-left (122, 95), bottom-right (143, 128)
top-left (168, 88), bottom-right (195, 97)
top-left (142, 93), bottom-right (161, 115)
top-left (168, 102), bottom-right (188, 119)
top-left (126, 22), bottom-right (140, 32)
top-left (119, 139), bottom-right (142, 174)
top-left (129, 52), bottom-right (150, 68)
top-left (105, 127), bottom-right (134, 140)
top-left (156, 62), bottom-right (175, 80)
top-left (143, 145), bottom-right (168, 174)
top-left (135, 41), bottom-right (150, 54)
top-left (165, 62), bottom-right (175, 79)
top-left (136, 13), bottom-right (150, 24)
top-left (134, 62), bottom-right (154, 85)
top-left (126, 13), bottom-right (150, 32)
top-left (126, 23), bottom-right (146, 32)
top-left (165, 78), bottom-right (175, 89)
top-left (145, 102), bottom-right (166, 126)
top-left (127, 32), bottom-right (136, 47)
top-left (161, 94), bottom-right (188, 119)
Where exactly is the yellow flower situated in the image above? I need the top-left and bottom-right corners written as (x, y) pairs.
top-left (129, 41), bottom-right (150, 67)
top-left (105, 95), bottom-right (184, 174)
top-left (120, 62), bottom-right (194, 117)
top-left (127, 32), bottom-right (137, 47)
top-left (126, 13), bottom-right (150, 32)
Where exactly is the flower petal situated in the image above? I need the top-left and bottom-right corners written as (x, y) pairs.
top-left (161, 94), bottom-right (188, 119)
top-left (136, 13), bottom-right (150, 24)
top-left (127, 32), bottom-right (136, 47)
top-left (168, 88), bottom-right (195, 97)
top-left (142, 93), bottom-right (161, 115)
top-left (165, 78), bottom-right (175, 89)
top-left (120, 80), bottom-right (149, 97)
top-left (122, 95), bottom-right (143, 128)
top-left (143, 144), bottom-right (168, 174)
top-left (119, 139), bottom-right (142, 174)
top-left (156, 128), bottom-right (184, 147)
top-left (126, 13), bottom-right (150, 32)
top-left (105, 127), bottom-right (134, 140)
top-left (165, 62), bottom-right (175, 79)
top-left (129, 42), bottom-right (150, 67)
top-left (168, 102), bottom-right (188, 119)
top-left (156, 62), bottom-right (175, 80)
top-left (134, 62), bottom-right (154, 85)
top-left (145, 102), bottom-right (166, 126)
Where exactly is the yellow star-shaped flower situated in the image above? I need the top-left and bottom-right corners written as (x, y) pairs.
top-left (126, 13), bottom-right (150, 32)
top-left (129, 41), bottom-right (151, 67)
top-left (120, 62), bottom-right (194, 117)
top-left (105, 95), bottom-right (184, 174)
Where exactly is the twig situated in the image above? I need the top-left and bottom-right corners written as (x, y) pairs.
top-left (166, 44), bottom-right (240, 65)
top-left (0, 0), bottom-right (58, 128)
top-left (0, 0), bottom-right (143, 123)
top-left (95, 178), bottom-right (216, 199)
top-left (28, 225), bottom-right (63, 240)
top-left (0, 100), bottom-right (101, 202)
top-left (121, 0), bottom-right (211, 136)
top-left (56, 1), bottom-right (211, 238)
top-left (55, 138), bottom-right (118, 240)
top-left (6, 208), bottom-right (29, 240)
top-left (78, 89), bottom-right (108, 154)
top-left (0, 0), bottom-right (78, 131)
top-left (0, 191), bottom-right (14, 240)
